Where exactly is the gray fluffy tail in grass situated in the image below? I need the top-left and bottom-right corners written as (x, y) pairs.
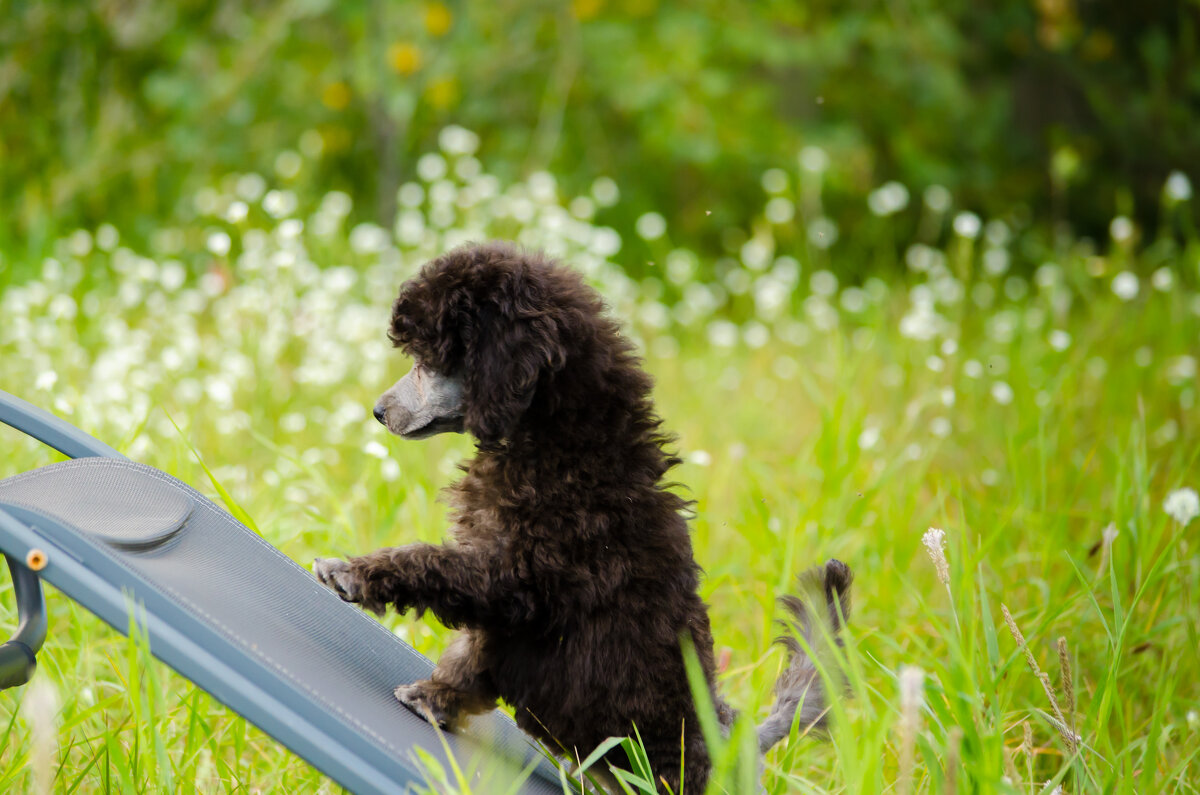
top-left (756, 559), bottom-right (853, 754)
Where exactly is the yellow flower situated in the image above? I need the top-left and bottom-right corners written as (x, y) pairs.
top-left (423, 3), bottom-right (453, 37)
top-left (426, 76), bottom-right (459, 109)
top-left (321, 81), bottom-right (351, 111)
top-left (621, 0), bottom-right (657, 18)
top-left (388, 42), bottom-right (423, 75)
top-left (572, 0), bottom-right (603, 20)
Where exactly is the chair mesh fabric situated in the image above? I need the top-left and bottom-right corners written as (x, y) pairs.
top-left (0, 458), bottom-right (561, 791)
top-left (0, 461), bottom-right (191, 549)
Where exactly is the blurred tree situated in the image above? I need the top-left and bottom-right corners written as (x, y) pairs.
top-left (0, 0), bottom-right (1196, 263)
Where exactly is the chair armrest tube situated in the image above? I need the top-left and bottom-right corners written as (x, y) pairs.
top-left (0, 551), bottom-right (47, 689)
top-left (0, 389), bottom-right (125, 460)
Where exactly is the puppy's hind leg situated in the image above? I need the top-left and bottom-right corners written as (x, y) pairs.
top-left (395, 630), bottom-right (497, 730)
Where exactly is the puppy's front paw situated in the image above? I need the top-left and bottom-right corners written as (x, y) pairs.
top-left (394, 682), bottom-right (453, 730)
top-left (313, 558), bottom-right (364, 604)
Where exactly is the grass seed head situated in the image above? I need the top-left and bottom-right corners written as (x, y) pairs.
top-left (922, 527), bottom-right (951, 586)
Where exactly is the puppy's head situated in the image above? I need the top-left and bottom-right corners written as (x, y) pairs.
top-left (376, 242), bottom-right (594, 446)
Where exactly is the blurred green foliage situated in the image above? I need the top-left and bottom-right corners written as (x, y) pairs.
top-left (2, 0), bottom-right (1197, 261)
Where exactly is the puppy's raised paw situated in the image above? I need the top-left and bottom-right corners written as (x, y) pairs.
top-left (313, 558), bottom-right (364, 604)
top-left (394, 682), bottom-right (453, 730)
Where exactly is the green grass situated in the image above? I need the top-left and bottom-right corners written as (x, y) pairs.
top-left (1, 168), bottom-right (1199, 793)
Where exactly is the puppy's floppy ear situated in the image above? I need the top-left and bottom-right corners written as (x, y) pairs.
top-left (462, 300), bottom-right (568, 445)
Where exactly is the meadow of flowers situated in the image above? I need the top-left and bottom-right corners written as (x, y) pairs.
top-left (1, 128), bottom-right (1197, 793)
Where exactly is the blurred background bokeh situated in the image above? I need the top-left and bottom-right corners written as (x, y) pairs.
top-left (4, 0), bottom-right (1197, 270)
top-left (3, 5), bottom-right (1200, 793)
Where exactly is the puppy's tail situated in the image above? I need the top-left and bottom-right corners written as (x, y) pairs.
top-left (756, 559), bottom-right (853, 753)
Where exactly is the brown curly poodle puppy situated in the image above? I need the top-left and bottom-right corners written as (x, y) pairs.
top-left (313, 241), bottom-right (851, 793)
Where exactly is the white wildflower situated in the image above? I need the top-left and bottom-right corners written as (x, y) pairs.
top-left (667, 250), bottom-right (698, 285)
top-left (568, 196), bottom-right (595, 219)
top-left (983, 248), bottom-right (1009, 276)
top-left (416, 153), bottom-right (447, 182)
top-left (223, 200), bottom-right (248, 224)
top-left (35, 370), bottom-right (58, 391)
top-left (236, 173), bottom-right (267, 201)
top-left (773, 256), bottom-right (800, 285)
top-left (363, 441), bottom-right (389, 459)
top-left (899, 665), bottom-right (925, 711)
top-left (765, 196), bottom-right (794, 224)
top-left (1111, 271), bottom-right (1139, 301)
top-left (905, 243), bottom-right (936, 272)
top-left (1151, 267), bottom-right (1174, 292)
top-left (1163, 488), bottom-right (1199, 526)
top-left (205, 377), bottom-right (234, 407)
top-left (840, 287), bottom-right (866, 313)
top-left (923, 184), bottom-right (951, 213)
top-left (280, 413), bottom-right (307, 433)
top-left (761, 168), bottom-right (789, 194)
top-left (1109, 216), bottom-right (1134, 244)
top-left (1035, 262), bottom-right (1061, 288)
top-left (589, 227), bottom-right (622, 257)
top-left (205, 230), bottom-right (232, 257)
top-left (897, 665), bottom-right (925, 793)
top-left (262, 189), bottom-right (297, 218)
top-left (1165, 170), bottom-right (1192, 202)
top-left (899, 303), bottom-right (943, 341)
top-left (810, 270), bottom-right (838, 297)
top-left (635, 212), bottom-right (667, 241)
top-left (743, 321), bottom-right (769, 349)
top-left (67, 229), bottom-right (93, 257)
top-left (274, 150), bottom-right (302, 179)
top-left (349, 223), bottom-right (389, 255)
top-left (991, 381), bottom-right (1014, 405)
top-left (299, 128), bottom-right (323, 157)
top-left (706, 320), bottom-right (738, 348)
top-left (985, 219), bottom-right (1011, 247)
top-left (590, 176), bottom-right (620, 207)
top-left (96, 223), bottom-right (120, 251)
top-left (19, 676), bottom-right (59, 795)
top-left (1049, 329), bottom-right (1071, 351)
top-left (799, 145), bottom-right (829, 173)
top-left (868, 181), bottom-right (910, 216)
top-left (438, 125), bottom-right (480, 156)
top-left (527, 171), bottom-right (557, 202)
top-left (806, 217), bottom-right (838, 249)
top-left (952, 211), bottom-right (981, 239)
top-left (1167, 355), bottom-right (1196, 385)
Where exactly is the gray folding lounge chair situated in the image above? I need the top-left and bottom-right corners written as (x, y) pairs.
top-left (0, 389), bottom-right (563, 794)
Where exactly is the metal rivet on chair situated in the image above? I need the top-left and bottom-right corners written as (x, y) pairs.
top-left (25, 549), bottom-right (47, 571)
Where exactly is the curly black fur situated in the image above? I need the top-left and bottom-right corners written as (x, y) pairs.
top-left (329, 242), bottom-right (851, 793)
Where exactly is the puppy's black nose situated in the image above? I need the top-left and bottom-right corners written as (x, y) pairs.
top-left (372, 406), bottom-right (386, 424)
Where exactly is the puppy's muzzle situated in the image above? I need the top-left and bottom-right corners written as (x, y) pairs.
top-left (375, 363), bottom-right (466, 439)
